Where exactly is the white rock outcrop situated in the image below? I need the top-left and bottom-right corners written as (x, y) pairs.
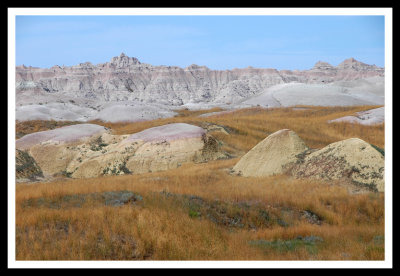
top-left (15, 123), bottom-right (108, 150)
top-left (119, 123), bottom-right (212, 174)
top-left (15, 123), bottom-right (226, 179)
top-left (328, 107), bottom-right (385, 125)
top-left (291, 138), bottom-right (385, 192)
top-left (232, 129), bottom-right (309, 177)
top-left (233, 129), bottom-right (385, 192)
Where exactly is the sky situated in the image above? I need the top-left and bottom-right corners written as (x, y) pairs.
top-left (15, 15), bottom-right (385, 70)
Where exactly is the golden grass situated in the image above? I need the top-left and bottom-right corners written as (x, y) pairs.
top-left (89, 105), bottom-right (384, 154)
top-left (16, 120), bottom-right (80, 139)
top-left (15, 159), bottom-right (385, 260)
top-left (15, 105), bottom-right (385, 261)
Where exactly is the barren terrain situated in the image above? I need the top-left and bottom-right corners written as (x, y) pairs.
top-left (16, 54), bottom-right (385, 123)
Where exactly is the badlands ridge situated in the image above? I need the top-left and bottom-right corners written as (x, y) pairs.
top-left (16, 53), bottom-right (385, 123)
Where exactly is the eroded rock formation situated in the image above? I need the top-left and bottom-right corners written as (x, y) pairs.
top-left (15, 123), bottom-right (227, 179)
top-left (290, 138), bottom-right (385, 192)
top-left (16, 54), bottom-right (385, 122)
top-left (232, 129), bottom-right (385, 192)
top-left (232, 129), bottom-right (309, 177)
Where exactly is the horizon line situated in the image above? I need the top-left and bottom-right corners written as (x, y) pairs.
top-left (15, 54), bottom-right (384, 71)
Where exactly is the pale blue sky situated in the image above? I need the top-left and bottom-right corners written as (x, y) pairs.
top-left (15, 15), bottom-right (385, 70)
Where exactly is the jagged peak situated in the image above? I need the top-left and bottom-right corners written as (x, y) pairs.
top-left (185, 64), bottom-right (209, 70)
top-left (110, 53), bottom-right (140, 67)
top-left (314, 60), bottom-right (333, 67)
top-left (80, 62), bottom-right (94, 66)
top-left (313, 61), bottom-right (334, 70)
top-left (341, 57), bottom-right (358, 63)
top-left (338, 57), bottom-right (363, 65)
top-left (337, 57), bottom-right (377, 70)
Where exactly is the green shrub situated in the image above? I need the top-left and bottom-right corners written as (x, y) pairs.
top-left (370, 144), bottom-right (384, 156)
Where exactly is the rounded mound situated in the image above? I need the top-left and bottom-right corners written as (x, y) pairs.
top-left (291, 138), bottom-right (385, 192)
top-left (125, 123), bottom-right (206, 143)
top-left (16, 123), bottom-right (108, 150)
top-left (233, 129), bottom-right (309, 177)
top-left (91, 103), bottom-right (176, 123)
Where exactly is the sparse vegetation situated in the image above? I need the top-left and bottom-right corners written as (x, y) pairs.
top-left (15, 149), bottom-right (44, 179)
top-left (61, 170), bottom-right (73, 178)
top-left (89, 136), bottom-right (108, 151)
top-left (370, 143), bottom-right (385, 156)
top-left (249, 235), bottom-right (324, 254)
top-left (119, 162), bottom-right (132, 175)
top-left (15, 105), bottom-right (385, 260)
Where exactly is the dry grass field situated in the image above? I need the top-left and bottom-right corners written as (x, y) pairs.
top-left (15, 105), bottom-right (385, 261)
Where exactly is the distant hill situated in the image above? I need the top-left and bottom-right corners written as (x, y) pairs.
top-left (15, 53), bottom-right (384, 122)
